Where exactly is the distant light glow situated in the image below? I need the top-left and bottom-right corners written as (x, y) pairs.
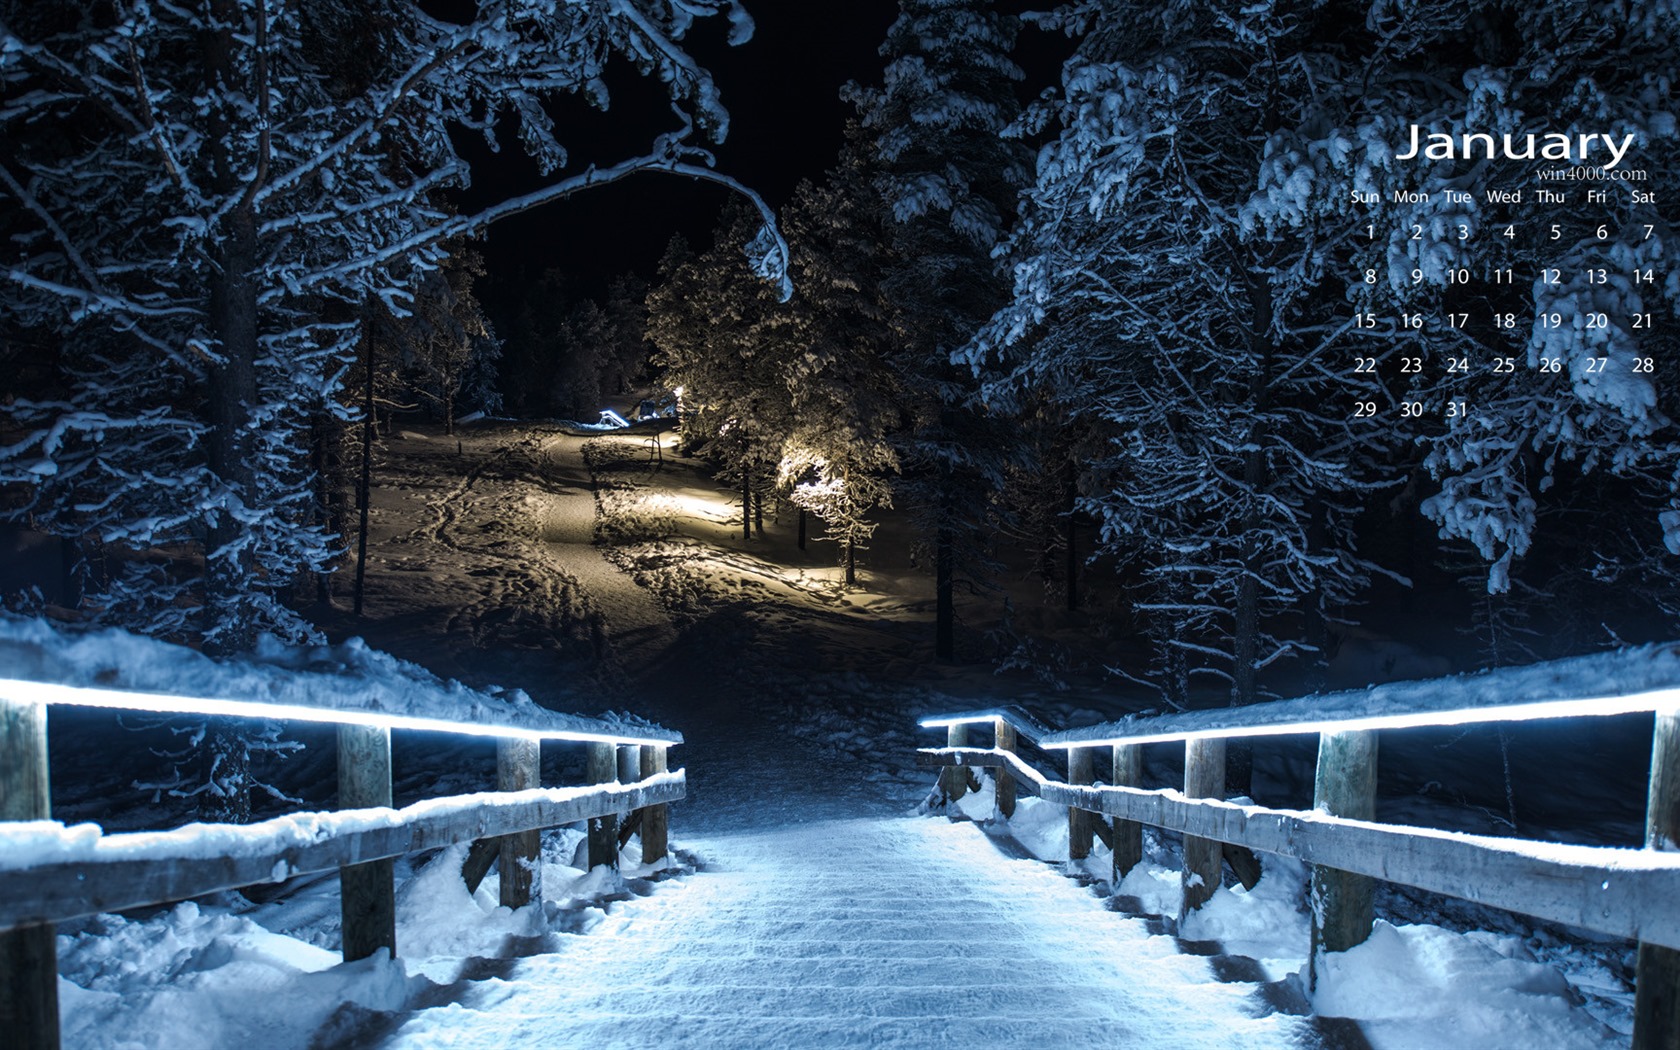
top-left (0, 678), bottom-right (676, 747)
top-left (1030, 687), bottom-right (1680, 749)
top-left (667, 492), bottom-right (735, 519)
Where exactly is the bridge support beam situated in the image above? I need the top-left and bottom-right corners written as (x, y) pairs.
top-left (1309, 729), bottom-right (1377, 989)
top-left (1636, 711), bottom-right (1680, 1050)
top-left (1, 696), bottom-right (57, 1050)
top-left (994, 720), bottom-right (1017, 820)
top-left (338, 724), bottom-right (396, 962)
top-left (497, 738), bottom-right (541, 908)
top-left (586, 742), bottom-right (619, 870)
top-left (1111, 744), bottom-right (1143, 880)
top-left (1181, 738), bottom-right (1225, 920)
top-left (1067, 747), bottom-right (1096, 861)
top-left (639, 745), bottom-right (669, 866)
top-left (942, 724), bottom-right (969, 803)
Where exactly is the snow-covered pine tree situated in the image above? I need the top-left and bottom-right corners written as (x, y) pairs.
top-left (1332, 1), bottom-right (1680, 597)
top-left (845, 0), bottom-right (1029, 660)
top-left (392, 247), bottom-right (500, 435)
top-left (552, 299), bottom-right (616, 420)
top-left (773, 145), bottom-right (902, 587)
top-left (0, 0), bottom-right (785, 822)
top-left (648, 207), bottom-right (796, 539)
top-left (602, 274), bottom-right (653, 399)
top-left (968, 0), bottom-right (1401, 708)
top-left (0, 0), bottom-right (785, 654)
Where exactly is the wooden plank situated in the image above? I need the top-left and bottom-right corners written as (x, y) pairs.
top-left (460, 838), bottom-right (497, 895)
top-left (0, 776), bottom-right (685, 932)
top-left (1067, 747), bottom-right (1095, 861)
top-left (1111, 744), bottom-right (1142, 879)
top-left (1181, 738), bottom-right (1225, 917)
top-left (338, 724), bottom-right (394, 961)
top-left (943, 724), bottom-right (970, 803)
top-left (586, 741), bottom-right (618, 870)
top-left (640, 745), bottom-right (669, 866)
top-left (1637, 712), bottom-right (1680, 1050)
top-left (1311, 729), bottom-right (1377, 984)
top-left (497, 738), bottom-right (541, 909)
top-left (1, 696), bottom-right (57, 1050)
top-left (994, 720), bottom-right (1017, 819)
top-left (916, 748), bottom-right (1044, 798)
top-left (1041, 643), bottom-right (1680, 749)
top-left (1031, 775), bottom-right (1680, 952)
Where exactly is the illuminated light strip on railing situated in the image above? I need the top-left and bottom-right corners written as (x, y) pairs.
top-left (920, 714), bottom-right (1012, 729)
top-left (1034, 687), bottom-right (1680, 750)
top-left (0, 678), bottom-right (680, 748)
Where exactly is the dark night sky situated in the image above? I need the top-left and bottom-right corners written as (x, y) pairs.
top-left (459, 2), bottom-right (903, 295)
top-left (456, 2), bottom-right (1066, 297)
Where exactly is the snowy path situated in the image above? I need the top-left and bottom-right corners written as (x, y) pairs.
top-left (385, 815), bottom-right (1311, 1049)
top-left (530, 433), bottom-right (679, 681)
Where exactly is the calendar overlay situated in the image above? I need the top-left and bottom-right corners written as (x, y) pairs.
top-left (1344, 127), bottom-right (1670, 426)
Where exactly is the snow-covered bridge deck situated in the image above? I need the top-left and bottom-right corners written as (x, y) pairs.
top-left (386, 815), bottom-right (1315, 1048)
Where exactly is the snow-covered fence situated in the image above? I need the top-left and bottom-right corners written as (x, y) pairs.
top-left (0, 677), bottom-right (683, 1050)
top-left (918, 644), bottom-right (1680, 1050)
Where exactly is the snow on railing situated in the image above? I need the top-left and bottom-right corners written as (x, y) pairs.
top-left (0, 669), bottom-right (682, 1050)
top-left (917, 643), bottom-right (1680, 1050)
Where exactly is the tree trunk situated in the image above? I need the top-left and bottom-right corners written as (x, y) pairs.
top-left (1064, 467), bottom-right (1079, 612)
top-left (202, 203), bottom-right (260, 653)
top-left (845, 538), bottom-right (856, 587)
top-left (797, 508), bottom-right (807, 551)
top-left (199, 0), bottom-right (269, 651)
top-left (1302, 499), bottom-right (1330, 695)
top-left (936, 493), bottom-right (955, 662)
top-left (354, 321), bottom-right (374, 617)
top-left (1228, 271), bottom-right (1276, 799)
top-left (198, 12), bottom-right (264, 824)
top-left (741, 455), bottom-right (752, 541)
top-left (199, 717), bottom-right (252, 824)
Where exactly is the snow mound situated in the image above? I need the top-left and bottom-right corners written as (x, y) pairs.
top-left (1315, 920), bottom-right (1622, 1047)
top-left (58, 901), bottom-right (417, 1050)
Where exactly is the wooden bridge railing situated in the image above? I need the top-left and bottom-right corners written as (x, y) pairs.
top-left (0, 677), bottom-right (684, 1050)
top-left (918, 643), bottom-right (1680, 1050)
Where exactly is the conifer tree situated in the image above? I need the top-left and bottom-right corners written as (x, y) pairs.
top-left (0, 0), bottom-right (786, 656)
top-left (970, 0), bottom-right (1401, 708)
top-left (846, 0), bottom-right (1029, 659)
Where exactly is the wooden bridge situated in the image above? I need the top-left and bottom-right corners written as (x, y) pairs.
top-left (4, 644), bottom-right (1680, 1047)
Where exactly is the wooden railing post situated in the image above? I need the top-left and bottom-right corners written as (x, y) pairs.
top-left (496, 738), bottom-right (541, 908)
top-left (994, 719), bottom-right (1017, 819)
top-left (1310, 729), bottom-right (1378, 988)
top-left (1111, 743), bottom-right (1143, 880)
top-left (586, 742), bottom-right (618, 869)
top-left (1, 696), bottom-right (57, 1050)
top-left (1636, 711), bottom-right (1680, 1049)
top-left (1181, 738), bottom-right (1225, 919)
top-left (338, 724), bottom-right (395, 961)
top-left (639, 745), bottom-right (670, 866)
top-left (941, 723), bottom-right (970, 803)
top-left (1068, 746), bottom-right (1095, 861)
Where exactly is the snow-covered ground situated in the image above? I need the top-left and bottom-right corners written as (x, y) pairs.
top-left (15, 419), bottom-right (1648, 1048)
